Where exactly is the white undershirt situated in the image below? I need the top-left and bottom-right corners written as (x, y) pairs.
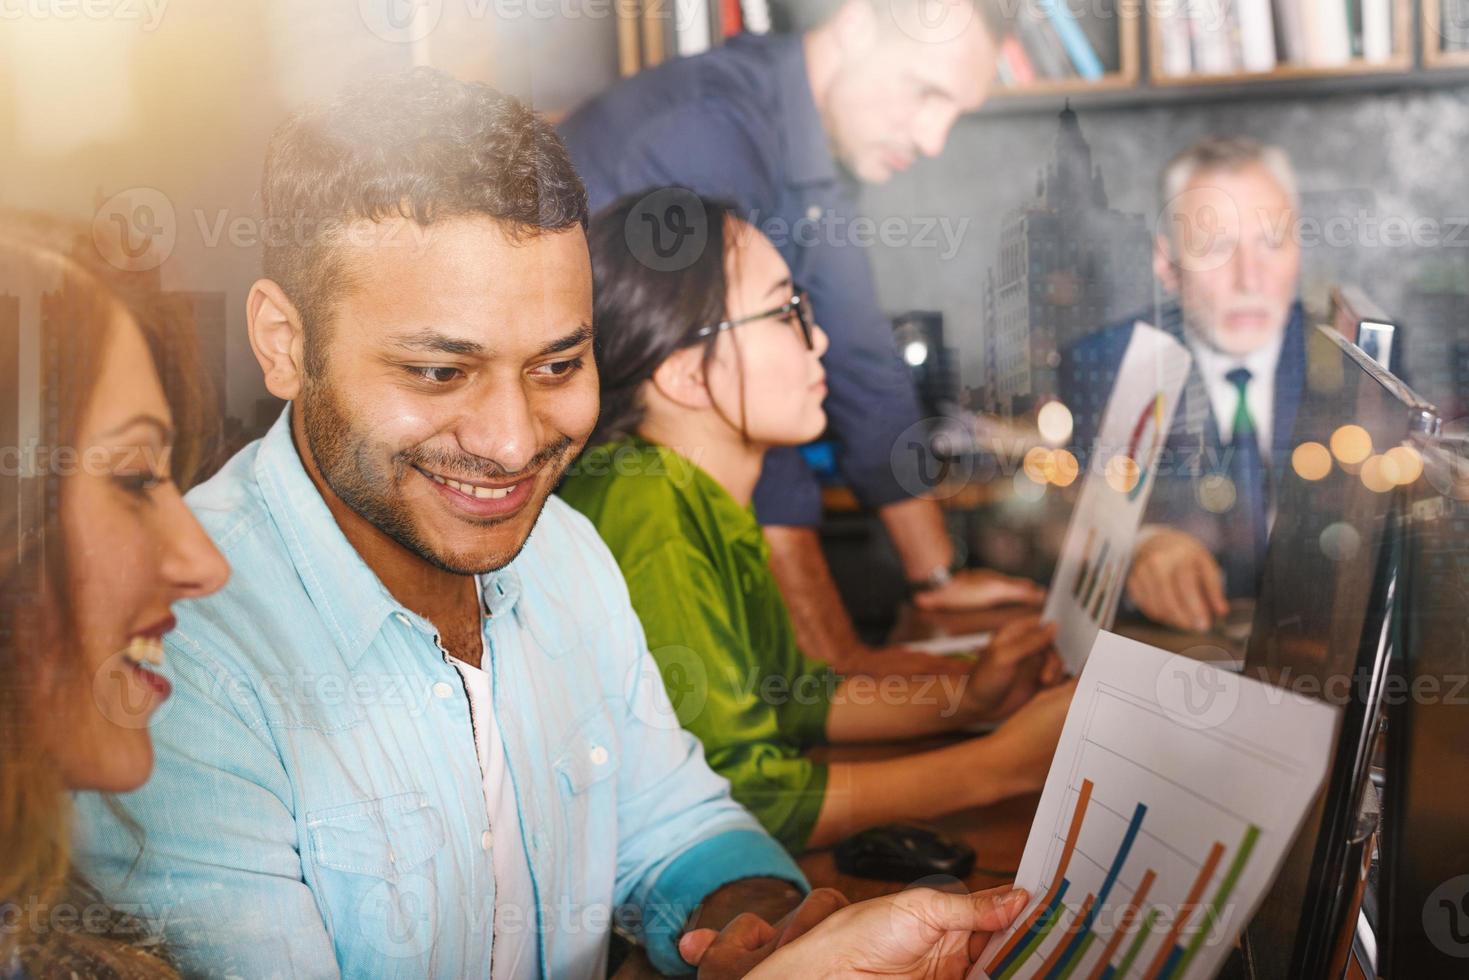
top-left (451, 645), bottom-right (538, 980)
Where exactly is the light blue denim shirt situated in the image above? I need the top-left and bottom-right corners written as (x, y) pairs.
top-left (72, 408), bottom-right (805, 978)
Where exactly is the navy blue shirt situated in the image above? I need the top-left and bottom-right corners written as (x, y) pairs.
top-left (561, 33), bottom-right (926, 526)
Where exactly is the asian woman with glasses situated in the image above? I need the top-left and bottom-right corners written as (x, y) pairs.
top-left (560, 193), bottom-right (1075, 852)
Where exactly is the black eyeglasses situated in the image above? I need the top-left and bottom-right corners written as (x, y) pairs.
top-left (692, 290), bottom-right (815, 350)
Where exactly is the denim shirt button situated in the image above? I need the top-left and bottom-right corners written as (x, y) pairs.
top-left (432, 681), bottom-right (455, 700)
top-left (589, 745), bottom-right (609, 766)
top-left (394, 612), bottom-right (410, 626)
top-left (481, 830), bottom-right (493, 851)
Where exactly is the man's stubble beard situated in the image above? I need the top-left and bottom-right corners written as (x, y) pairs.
top-left (298, 373), bottom-right (574, 576)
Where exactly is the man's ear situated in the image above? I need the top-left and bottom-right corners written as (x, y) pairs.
top-left (1153, 233), bottom-right (1180, 296)
top-left (829, 0), bottom-right (878, 55)
top-left (247, 279), bottom-right (308, 401)
top-left (649, 346), bottom-right (713, 411)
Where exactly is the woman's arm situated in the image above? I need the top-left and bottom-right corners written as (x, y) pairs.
top-left (805, 681), bottom-right (1076, 849)
top-left (824, 618), bottom-right (1060, 744)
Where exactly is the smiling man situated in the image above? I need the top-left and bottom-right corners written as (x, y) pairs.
top-left (72, 68), bottom-right (808, 979)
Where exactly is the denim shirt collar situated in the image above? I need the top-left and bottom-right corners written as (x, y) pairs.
top-left (251, 406), bottom-right (522, 666)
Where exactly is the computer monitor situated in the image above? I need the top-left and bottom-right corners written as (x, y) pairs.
top-left (1377, 433), bottom-right (1469, 973)
top-left (1240, 324), bottom-right (1438, 979)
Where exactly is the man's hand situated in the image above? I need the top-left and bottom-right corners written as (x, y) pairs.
top-left (959, 617), bottom-right (1061, 723)
top-left (985, 680), bottom-right (1078, 798)
top-left (1126, 529), bottom-right (1229, 633)
top-left (684, 886), bottom-right (1030, 980)
top-left (680, 888), bottom-right (850, 978)
top-left (912, 568), bottom-right (1046, 613)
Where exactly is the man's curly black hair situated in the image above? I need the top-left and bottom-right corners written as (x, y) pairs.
top-left (260, 67), bottom-right (588, 374)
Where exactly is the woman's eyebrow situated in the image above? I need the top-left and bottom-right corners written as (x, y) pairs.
top-left (763, 277), bottom-right (792, 301)
top-left (100, 414), bottom-right (174, 443)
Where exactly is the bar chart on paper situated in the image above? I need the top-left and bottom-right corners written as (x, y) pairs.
top-left (973, 634), bottom-right (1338, 980)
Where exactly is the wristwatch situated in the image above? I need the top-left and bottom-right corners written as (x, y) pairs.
top-left (909, 563), bottom-right (955, 594)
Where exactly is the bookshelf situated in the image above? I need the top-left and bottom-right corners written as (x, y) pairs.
top-left (1146, 0), bottom-right (1413, 87)
top-left (981, 0), bottom-right (1469, 114)
top-left (988, 2), bottom-right (1143, 105)
top-left (1424, 0), bottom-right (1469, 67)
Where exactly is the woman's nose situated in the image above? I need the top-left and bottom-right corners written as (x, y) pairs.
top-left (157, 484), bottom-right (230, 599)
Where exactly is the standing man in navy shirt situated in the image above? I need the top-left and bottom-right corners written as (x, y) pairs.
top-left (562, 0), bottom-right (1043, 669)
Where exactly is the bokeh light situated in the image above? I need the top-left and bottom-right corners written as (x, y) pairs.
top-left (1330, 425), bottom-right (1372, 466)
top-left (1197, 474), bottom-right (1237, 513)
top-left (1023, 447), bottom-right (1052, 484)
top-left (1291, 441), bottom-right (1332, 481)
top-left (1037, 401), bottom-right (1074, 447)
top-left (1049, 449), bottom-right (1080, 487)
top-left (1104, 455), bottom-right (1140, 494)
top-left (1012, 470), bottom-right (1046, 503)
top-left (1360, 455), bottom-right (1397, 493)
top-left (1385, 445), bottom-right (1424, 486)
top-left (1320, 522), bottom-right (1362, 561)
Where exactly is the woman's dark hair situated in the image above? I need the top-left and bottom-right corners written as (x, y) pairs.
top-left (587, 190), bottom-right (741, 445)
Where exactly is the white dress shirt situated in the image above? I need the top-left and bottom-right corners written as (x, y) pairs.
top-left (1186, 329), bottom-right (1286, 448)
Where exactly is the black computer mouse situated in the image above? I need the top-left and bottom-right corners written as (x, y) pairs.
top-left (833, 823), bottom-right (976, 882)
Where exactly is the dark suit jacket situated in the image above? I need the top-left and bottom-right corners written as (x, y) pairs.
top-left (1058, 301), bottom-right (1307, 566)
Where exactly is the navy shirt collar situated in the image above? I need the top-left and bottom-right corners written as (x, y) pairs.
top-left (766, 33), bottom-right (840, 188)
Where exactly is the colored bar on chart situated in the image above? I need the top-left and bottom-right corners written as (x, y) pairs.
top-left (1141, 842), bottom-right (1226, 980)
top-left (986, 779), bottom-right (1095, 973)
top-left (1171, 825), bottom-right (1262, 978)
top-left (1079, 540), bottom-right (1111, 609)
top-left (1045, 802), bottom-right (1148, 978)
top-left (1037, 893), bottom-right (1095, 976)
top-left (1088, 561), bottom-right (1116, 621)
top-left (1085, 868), bottom-right (1158, 980)
top-left (1072, 528), bottom-right (1098, 598)
top-left (1116, 907), bottom-right (1163, 977)
top-left (998, 898), bottom-right (1073, 980)
top-left (1056, 931), bottom-right (1097, 980)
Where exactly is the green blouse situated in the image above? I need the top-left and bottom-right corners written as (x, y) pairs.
top-left (559, 437), bottom-right (832, 849)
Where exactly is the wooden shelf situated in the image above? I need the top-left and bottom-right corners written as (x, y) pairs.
top-left (1423, 0), bottom-right (1469, 67)
top-left (1147, 0), bottom-right (1413, 88)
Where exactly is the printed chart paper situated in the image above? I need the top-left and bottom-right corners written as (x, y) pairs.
top-left (972, 633), bottom-right (1339, 980)
top-left (1044, 323), bottom-right (1192, 672)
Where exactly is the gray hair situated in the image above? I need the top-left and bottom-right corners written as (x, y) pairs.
top-left (1160, 136), bottom-right (1300, 235)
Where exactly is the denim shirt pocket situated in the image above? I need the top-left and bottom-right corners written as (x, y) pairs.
top-left (553, 712), bottom-right (621, 795)
top-left (305, 791), bottom-right (449, 967)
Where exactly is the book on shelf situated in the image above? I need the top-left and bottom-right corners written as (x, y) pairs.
top-left (1015, 11), bottom-right (1075, 79)
top-left (1443, 0), bottom-right (1469, 52)
top-left (1156, 0), bottom-right (1396, 78)
top-left (1039, 0), bottom-right (1105, 78)
top-left (1001, 32), bottom-right (1039, 84)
